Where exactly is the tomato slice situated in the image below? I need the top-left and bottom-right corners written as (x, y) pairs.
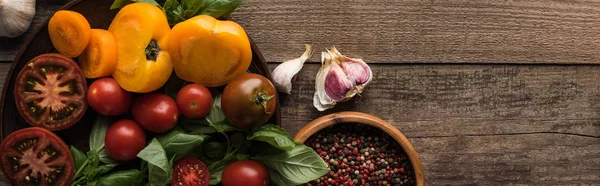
top-left (0, 127), bottom-right (75, 186)
top-left (172, 157), bottom-right (210, 186)
top-left (14, 53), bottom-right (88, 131)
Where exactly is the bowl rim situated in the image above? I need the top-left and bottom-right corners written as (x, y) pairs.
top-left (293, 111), bottom-right (425, 186)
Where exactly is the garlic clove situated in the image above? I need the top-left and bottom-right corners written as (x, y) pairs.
top-left (313, 47), bottom-right (373, 111)
top-left (272, 44), bottom-right (313, 94)
top-left (0, 0), bottom-right (36, 38)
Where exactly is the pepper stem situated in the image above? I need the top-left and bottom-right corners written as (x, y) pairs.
top-left (145, 39), bottom-right (159, 61)
top-left (251, 92), bottom-right (274, 114)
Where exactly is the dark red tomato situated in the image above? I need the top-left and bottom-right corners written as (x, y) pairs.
top-left (176, 84), bottom-right (212, 119)
top-left (221, 73), bottom-right (277, 128)
top-left (132, 93), bottom-right (179, 133)
top-left (222, 160), bottom-right (269, 186)
top-left (87, 77), bottom-right (132, 116)
top-left (171, 157), bottom-right (210, 186)
top-left (0, 127), bottom-right (74, 186)
top-left (14, 53), bottom-right (87, 131)
top-left (104, 120), bottom-right (147, 161)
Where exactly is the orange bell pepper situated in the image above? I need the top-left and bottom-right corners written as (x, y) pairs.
top-left (167, 15), bottom-right (252, 87)
top-left (108, 2), bottom-right (173, 93)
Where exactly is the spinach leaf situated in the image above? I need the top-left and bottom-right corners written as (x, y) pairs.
top-left (110, 0), bottom-right (160, 10)
top-left (98, 148), bottom-right (120, 165)
top-left (96, 169), bottom-right (143, 186)
top-left (206, 95), bottom-right (234, 133)
top-left (199, 0), bottom-right (245, 18)
top-left (137, 138), bottom-right (172, 186)
top-left (157, 129), bottom-right (207, 162)
top-left (70, 146), bottom-right (87, 172)
top-left (89, 115), bottom-right (111, 152)
top-left (248, 124), bottom-right (295, 151)
top-left (253, 144), bottom-right (329, 185)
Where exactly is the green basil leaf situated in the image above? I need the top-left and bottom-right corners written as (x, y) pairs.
top-left (137, 138), bottom-right (172, 186)
top-left (182, 0), bottom-right (204, 18)
top-left (248, 124), bottom-right (295, 151)
top-left (208, 163), bottom-right (226, 185)
top-left (90, 115), bottom-right (111, 152)
top-left (201, 140), bottom-right (227, 162)
top-left (180, 117), bottom-right (219, 134)
top-left (253, 144), bottom-right (329, 185)
top-left (206, 95), bottom-right (235, 133)
top-left (96, 169), bottom-right (143, 186)
top-left (97, 163), bottom-right (119, 176)
top-left (98, 148), bottom-right (121, 165)
top-left (199, 0), bottom-right (244, 18)
top-left (69, 146), bottom-right (87, 172)
top-left (110, 0), bottom-right (160, 10)
top-left (157, 129), bottom-right (207, 162)
top-left (228, 132), bottom-right (245, 153)
top-left (84, 151), bottom-right (101, 178)
top-left (236, 153), bottom-right (249, 160)
top-left (163, 0), bottom-right (186, 26)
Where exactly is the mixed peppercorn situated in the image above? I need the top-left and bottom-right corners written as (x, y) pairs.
top-left (304, 123), bottom-right (415, 186)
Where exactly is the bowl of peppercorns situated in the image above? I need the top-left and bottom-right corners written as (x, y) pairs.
top-left (294, 111), bottom-right (424, 186)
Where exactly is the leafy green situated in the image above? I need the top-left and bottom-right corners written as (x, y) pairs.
top-left (70, 146), bottom-right (87, 172)
top-left (182, 0), bottom-right (205, 17)
top-left (110, 0), bottom-right (160, 10)
top-left (83, 151), bottom-right (101, 179)
top-left (137, 138), bottom-right (172, 186)
top-left (180, 117), bottom-right (219, 134)
top-left (206, 95), bottom-right (235, 133)
top-left (248, 124), bottom-right (295, 151)
top-left (96, 170), bottom-right (144, 186)
top-left (89, 115), bottom-right (111, 152)
top-left (208, 162), bottom-right (226, 185)
top-left (199, 0), bottom-right (244, 18)
top-left (253, 144), bottom-right (329, 185)
top-left (201, 140), bottom-right (228, 162)
top-left (157, 129), bottom-right (207, 161)
top-left (98, 148), bottom-right (120, 165)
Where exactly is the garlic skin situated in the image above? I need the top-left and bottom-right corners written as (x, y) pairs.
top-left (0, 0), bottom-right (36, 38)
top-left (272, 44), bottom-right (313, 94)
top-left (313, 47), bottom-right (372, 111)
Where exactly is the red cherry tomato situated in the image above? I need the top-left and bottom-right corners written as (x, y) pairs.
top-left (171, 157), bottom-right (210, 186)
top-left (222, 160), bottom-right (269, 186)
top-left (104, 119), bottom-right (147, 161)
top-left (132, 93), bottom-right (179, 133)
top-left (87, 77), bottom-right (132, 116)
top-left (176, 84), bottom-right (212, 119)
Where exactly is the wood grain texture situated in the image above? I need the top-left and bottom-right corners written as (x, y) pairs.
top-left (231, 0), bottom-right (600, 64)
top-left (0, 0), bottom-right (63, 62)
top-left (266, 63), bottom-right (600, 184)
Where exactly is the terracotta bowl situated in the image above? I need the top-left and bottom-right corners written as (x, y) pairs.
top-left (294, 111), bottom-right (425, 186)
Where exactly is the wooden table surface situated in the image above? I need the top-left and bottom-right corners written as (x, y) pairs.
top-left (1, 0), bottom-right (599, 185)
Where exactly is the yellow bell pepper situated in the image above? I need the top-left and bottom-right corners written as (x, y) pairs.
top-left (108, 2), bottom-right (173, 93)
top-left (167, 15), bottom-right (252, 87)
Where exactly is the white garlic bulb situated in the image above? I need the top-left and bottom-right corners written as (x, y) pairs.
top-left (313, 47), bottom-right (373, 111)
top-left (271, 44), bottom-right (313, 94)
top-left (0, 0), bottom-right (36, 38)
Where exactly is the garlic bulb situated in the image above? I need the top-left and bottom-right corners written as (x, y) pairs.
top-left (313, 47), bottom-right (372, 111)
top-left (272, 44), bottom-right (313, 94)
top-left (0, 0), bottom-right (36, 38)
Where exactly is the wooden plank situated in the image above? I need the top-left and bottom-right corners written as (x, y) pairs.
top-left (411, 134), bottom-right (599, 185)
top-left (269, 64), bottom-right (600, 138)
top-left (0, 0), bottom-right (63, 62)
top-left (232, 0), bottom-right (600, 64)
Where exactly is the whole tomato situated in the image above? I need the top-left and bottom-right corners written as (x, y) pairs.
top-left (104, 120), bottom-right (146, 161)
top-left (132, 93), bottom-right (179, 133)
top-left (87, 77), bottom-right (132, 116)
top-left (176, 84), bottom-right (212, 119)
top-left (222, 160), bottom-right (269, 186)
top-left (221, 73), bottom-right (277, 128)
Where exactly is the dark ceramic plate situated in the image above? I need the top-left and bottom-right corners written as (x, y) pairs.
top-left (0, 0), bottom-right (280, 152)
